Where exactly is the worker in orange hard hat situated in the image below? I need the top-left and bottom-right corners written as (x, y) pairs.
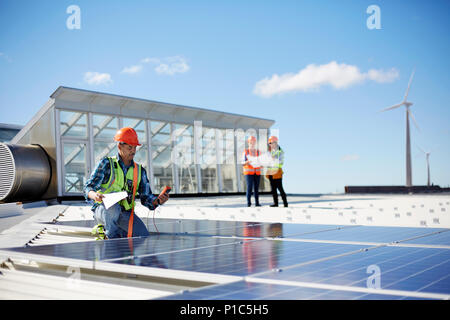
top-left (242, 135), bottom-right (262, 207)
top-left (114, 127), bottom-right (142, 146)
top-left (266, 136), bottom-right (288, 207)
top-left (84, 127), bottom-right (169, 239)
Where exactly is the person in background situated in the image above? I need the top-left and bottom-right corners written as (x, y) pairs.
top-left (84, 127), bottom-right (169, 239)
top-left (266, 136), bottom-right (288, 207)
top-left (242, 136), bottom-right (262, 207)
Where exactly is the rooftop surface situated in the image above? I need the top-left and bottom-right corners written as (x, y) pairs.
top-left (0, 193), bottom-right (449, 300)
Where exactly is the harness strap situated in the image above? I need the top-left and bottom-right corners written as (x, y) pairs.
top-left (127, 162), bottom-right (138, 238)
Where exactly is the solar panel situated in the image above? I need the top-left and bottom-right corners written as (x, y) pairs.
top-left (253, 246), bottom-right (450, 295)
top-left (3, 217), bottom-right (450, 300)
top-left (7, 234), bottom-right (240, 262)
top-left (401, 229), bottom-right (450, 246)
top-left (289, 226), bottom-right (448, 243)
top-left (110, 239), bottom-right (366, 276)
top-left (52, 218), bottom-right (352, 238)
top-left (162, 280), bottom-right (435, 300)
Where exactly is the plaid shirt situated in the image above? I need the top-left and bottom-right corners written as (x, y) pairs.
top-left (84, 155), bottom-right (159, 211)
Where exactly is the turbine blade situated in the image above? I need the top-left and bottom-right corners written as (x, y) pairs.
top-left (408, 109), bottom-right (420, 132)
top-left (416, 144), bottom-right (426, 154)
top-left (403, 67), bottom-right (416, 102)
top-left (379, 102), bottom-right (404, 113)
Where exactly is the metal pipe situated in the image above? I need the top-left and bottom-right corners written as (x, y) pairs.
top-left (0, 143), bottom-right (51, 202)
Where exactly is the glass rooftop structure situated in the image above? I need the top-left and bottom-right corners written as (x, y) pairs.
top-left (0, 123), bottom-right (23, 143)
top-left (11, 86), bottom-right (275, 198)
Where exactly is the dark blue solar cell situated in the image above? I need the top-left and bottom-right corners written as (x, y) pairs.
top-left (291, 226), bottom-right (447, 243)
top-left (401, 229), bottom-right (450, 246)
top-left (7, 234), bottom-right (240, 262)
top-left (255, 246), bottom-right (450, 295)
top-left (51, 217), bottom-right (355, 239)
top-left (163, 280), bottom-right (427, 300)
top-left (111, 240), bottom-right (366, 276)
top-left (150, 220), bottom-right (349, 239)
top-left (272, 224), bottom-right (351, 238)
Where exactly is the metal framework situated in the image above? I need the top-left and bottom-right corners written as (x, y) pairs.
top-left (12, 86), bottom-right (275, 197)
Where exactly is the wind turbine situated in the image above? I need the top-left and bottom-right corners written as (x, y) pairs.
top-left (417, 146), bottom-right (431, 187)
top-left (380, 68), bottom-right (419, 187)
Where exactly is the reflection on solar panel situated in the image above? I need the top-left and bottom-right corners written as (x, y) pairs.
top-left (3, 219), bottom-right (450, 300)
top-left (112, 240), bottom-right (366, 276)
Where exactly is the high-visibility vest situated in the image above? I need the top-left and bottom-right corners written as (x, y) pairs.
top-left (97, 156), bottom-right (142, 211)
top-left (266, 147), bottom-right (284, 179)
top-left (243, 149), bottom-right (261, 175)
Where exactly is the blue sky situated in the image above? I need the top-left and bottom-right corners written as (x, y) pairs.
top-left (1, 0), bottom-right (449, 193)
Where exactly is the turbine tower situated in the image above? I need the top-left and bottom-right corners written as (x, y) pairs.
top-left (418, 146), bottom-right (431, 187)
top-left (380, 68), bottom-right (419, 187)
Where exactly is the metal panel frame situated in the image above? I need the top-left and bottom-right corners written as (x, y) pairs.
top-left (44, 87), bottom-right (275, 197)
top-left (58, 110), bottom-right (90, 196)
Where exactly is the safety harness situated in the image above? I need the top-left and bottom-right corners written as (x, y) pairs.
top-left (127, 162), bottom-right (138, 238)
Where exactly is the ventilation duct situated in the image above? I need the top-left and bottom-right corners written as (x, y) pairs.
top-left (0, 143), bottom-right (51, 202)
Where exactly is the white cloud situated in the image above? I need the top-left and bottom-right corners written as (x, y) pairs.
top-left (83, 71), bottom-right (113, 85)
top-left (253, 61), bottom-right (399, 98)
top-left (367, 68), bottom-right (399, 83)
top-left (0, 52), bottom-right (12, 63)
top-left (142, 56), bottom-right (190, 75)
top-left (121, 65), bottom-right (142, 74)
top-left (341, 154), bottom-right (360, 161)
top-left (141, 57), bottom-right (160, 64)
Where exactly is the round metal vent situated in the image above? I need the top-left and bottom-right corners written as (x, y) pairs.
top-left (0, 143), bottom-right (16, 201)
top-left (0, 143), bottom-right (51, 202)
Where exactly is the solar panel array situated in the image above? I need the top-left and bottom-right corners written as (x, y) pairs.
top-left (5, 218), bottom-right (450, 300)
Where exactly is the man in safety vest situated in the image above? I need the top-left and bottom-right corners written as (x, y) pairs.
top-left (266, 136), bottom-right (288, 207)
top-left (242, 136), bottom-right (262, 207)
top-left (84, 127), bottom-right (169, 239)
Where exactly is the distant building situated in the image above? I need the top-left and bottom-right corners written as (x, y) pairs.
top-left (0, 123), bottom-right (23, 143)
top-left (7, 86), bottom-right (274, 200)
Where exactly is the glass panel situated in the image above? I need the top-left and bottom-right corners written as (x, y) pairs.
top-left (219, 129), bottom-right (237, 192)
top-left (200, 127), bottom-right (218, 193)
top-left (63, 142), bottom-right (87, 193)
top-left (173, 124), bottom-right (197, 193)
top-left (235, 129), bottom-right (246, 192)
top-left (123, 118), bottom-right (146, 143)
top-left (151, 121), bottom-right (173, 192)
top-left (94, 141), bottom-right (117, 164)
top-left (93, 114), bottom-right (118, 140)
top-left (93, 115), bottom-right (119, 163)
top-left (60, 110), bottom-right (87, 138)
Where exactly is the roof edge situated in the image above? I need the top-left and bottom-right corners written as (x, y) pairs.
top-left (51, 86), bottom-right (275, 125)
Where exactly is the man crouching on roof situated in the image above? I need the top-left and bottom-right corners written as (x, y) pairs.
top-left (84, 127), bottom-right (169, 239)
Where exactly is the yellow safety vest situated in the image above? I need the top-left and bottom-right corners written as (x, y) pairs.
top-left (97, 156), bottom-right (141, 211)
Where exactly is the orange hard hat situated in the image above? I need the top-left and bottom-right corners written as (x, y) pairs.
top-left (268, 136), bottom-right (278, 143)
top-left (247, 136), bottom-right (257, 142)
top-left (114, 127), bottom-right (141, 146)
